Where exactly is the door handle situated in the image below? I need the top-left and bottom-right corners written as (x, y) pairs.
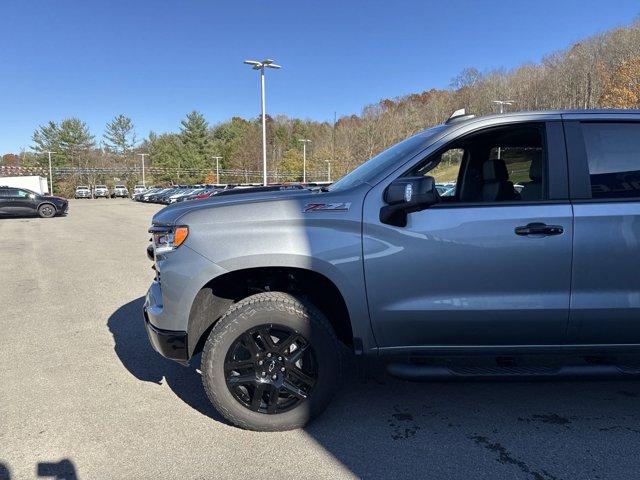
top-left (515, 222), bottom-right (563, 236)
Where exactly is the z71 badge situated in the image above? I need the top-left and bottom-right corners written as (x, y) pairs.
top-left (303, 202), bottom-right (351, 212)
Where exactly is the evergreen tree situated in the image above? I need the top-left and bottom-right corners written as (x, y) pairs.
top-left (104, 114), bottom-right (136, 155)
top-left (32, 118), bottom-right (94, 165)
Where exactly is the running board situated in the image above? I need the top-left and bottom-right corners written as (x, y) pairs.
top-left (386, 363), bottom-right (640, 381)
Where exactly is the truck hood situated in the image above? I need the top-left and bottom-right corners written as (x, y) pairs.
top-left (152, 188), bottom-right (320, 225)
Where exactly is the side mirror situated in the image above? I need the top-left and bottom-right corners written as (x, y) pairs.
top-left (380, 176), bottom-right (440, 227)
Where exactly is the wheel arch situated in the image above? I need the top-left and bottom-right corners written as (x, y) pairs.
top-left (187, 266), bottom-right (355, 358)
top-left (36, 201), bottom-right (58, 214)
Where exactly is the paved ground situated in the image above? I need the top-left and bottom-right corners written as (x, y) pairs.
top-left (2, 199), bottom-right (640, 479)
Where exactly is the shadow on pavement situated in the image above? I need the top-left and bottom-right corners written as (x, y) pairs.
top-left (107, 297), bottom-right (227, 424)
top-left (37, 459), bottom-right (77, 480)
top-left (109, 297), bottom-right (640, 479)
top-left (0, 463), bottom-right (9, 480)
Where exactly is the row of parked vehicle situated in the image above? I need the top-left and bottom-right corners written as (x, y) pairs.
top-left (74, 184), bottom-right (147, 199)
top-left (133, 182), bottom-right (333, 204)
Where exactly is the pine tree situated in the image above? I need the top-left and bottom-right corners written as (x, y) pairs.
top-left (104, 114), bottom-right (137, 155)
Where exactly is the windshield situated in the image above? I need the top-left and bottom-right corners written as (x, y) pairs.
top-left (328, 126), bottom-right (446, 191)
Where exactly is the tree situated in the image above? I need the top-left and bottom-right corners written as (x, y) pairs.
top-left (176, 111), bottom-right (210, 177)
top-left (32, 118), bottom-right (94, 166)
top-left (600, 57), bottom-right (640, 108)
top-left (104, 114), bottom-right (136, 155)
top-left (58, 118), bottom-right (95, 165)
top-left (32, 121), bottom-right (61, 154)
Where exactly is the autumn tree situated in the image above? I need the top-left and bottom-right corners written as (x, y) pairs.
top-left (600, 57), bottom-right (640, 108)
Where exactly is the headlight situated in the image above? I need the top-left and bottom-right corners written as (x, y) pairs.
top-left (149, 225), bottom-right (189, 254)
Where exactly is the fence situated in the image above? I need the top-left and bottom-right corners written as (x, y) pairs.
top-left (0, 165), bottom-right (333, 185)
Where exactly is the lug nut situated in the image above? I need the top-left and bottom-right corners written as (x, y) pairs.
top-left (280, 367), bottom-right (285, 372)
top-left (272, 374), bottom-right (277, 380)
top-left (278, 357), bottom-right (282, 361)
top-left (258, 360), bottom-right (263, 365)
top-left (267, 353), bottom-right (272, 358)
top-left (261, 372), bottom-right (266, 376)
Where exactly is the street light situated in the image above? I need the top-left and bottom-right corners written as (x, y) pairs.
top-left (298, 139), bottom-right (311, 183)
top-left (212, 156), bottom-right (222, 184)
top-left (491, 101), bottom-right (515, 160)
top-left (492, 100), bottom-right (515, 114)
top-left (137, 153), bottom-right (147, 187)
top-left (37, 150), bottom-right (55, 195)
top-left (244, 58), bottom-right (281, 186)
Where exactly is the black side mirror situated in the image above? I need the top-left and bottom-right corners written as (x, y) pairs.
top-left (380, 176), bottom-right (440, 227)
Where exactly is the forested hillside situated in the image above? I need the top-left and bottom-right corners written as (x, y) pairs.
top-left (3, 19), bottom-right (640, 190)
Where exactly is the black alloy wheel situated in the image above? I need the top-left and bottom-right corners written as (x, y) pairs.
top-left (224, 325), bottom-right (317, 414)
top-left (38, 204), bottom-right (56, 218)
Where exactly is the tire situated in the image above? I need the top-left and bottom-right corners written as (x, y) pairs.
top-left (37, 203), bottom-right (56, 218)
top-left (201, 292), bottom-right (341, 431)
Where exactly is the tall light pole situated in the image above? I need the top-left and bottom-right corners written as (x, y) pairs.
top-left (38, 151), bottom-right (54, 195)
top-left (492, 100), bottom-right (514, 114)
top-left (326, 160), bottom-right (331, 182)
top-left (491, 101), bottom-right (514, 159)
top-left (213, 156), bottom-right (222, 184)
top-left (137, 153), bottom-right (147, 187)
top-left (298, 139), bottom-right (311, 183)
top-left (244, 58), bottom-right (281, 186)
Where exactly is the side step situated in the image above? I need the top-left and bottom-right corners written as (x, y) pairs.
top-left (387, 363), bottom-right (640, 381)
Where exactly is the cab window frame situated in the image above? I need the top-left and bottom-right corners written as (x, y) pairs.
top-left (396, 121), bottom-right (566, 208)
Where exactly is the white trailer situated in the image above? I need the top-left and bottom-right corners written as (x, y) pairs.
top-left (0, 176), bottom-right (49, 195)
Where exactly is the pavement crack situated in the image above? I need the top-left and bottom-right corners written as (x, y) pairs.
top-left (469, 435), bottom-right (558, 480)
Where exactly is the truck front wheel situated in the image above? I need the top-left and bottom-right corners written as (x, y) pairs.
top-left (201, 292), bottom-right (341, 431)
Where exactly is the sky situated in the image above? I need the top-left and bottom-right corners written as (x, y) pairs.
top-left (0, 0), bottom-right (638, 154)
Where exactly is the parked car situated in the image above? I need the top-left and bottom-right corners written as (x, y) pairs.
top-left (0, 186), bottom-right (68, 218)
top-left (74, 186), bottom-right (92, 199)
top-left (132, 185), bottom-right (147, 197)
top-left (143, 109), bottom-right (640, 431)
top-left (112, 184), bottom-right (129, 198)
top-left (141, 187), bottom-right (166, 202)
top-left (94, 185), bottom-right (109, 199)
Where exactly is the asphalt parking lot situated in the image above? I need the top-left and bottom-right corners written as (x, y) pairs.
top-left (2, 199), bottom-right (640, 479)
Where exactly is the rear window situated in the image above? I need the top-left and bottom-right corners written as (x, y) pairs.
top-left (582, 122), bottom-right (640, 199)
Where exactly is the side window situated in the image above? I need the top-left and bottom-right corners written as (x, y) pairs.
top-left (420, 148), bottom-right (463, 197)
top-left (582, 123), bottom-right (640, 200)
top-left (409, 123), bottom-right (546, 203)
top-left (16, 190), bottom-right (29, 198)
top-left (0, 189), bottom-right (9, 197)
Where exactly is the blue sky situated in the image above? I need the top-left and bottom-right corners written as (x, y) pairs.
top-left (0, 0), bottom-right (638, 154)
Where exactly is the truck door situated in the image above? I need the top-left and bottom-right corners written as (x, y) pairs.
top-left (564, 115), bottom-right (640, 344)
top-left (362, 120), bottom-right (573, 351)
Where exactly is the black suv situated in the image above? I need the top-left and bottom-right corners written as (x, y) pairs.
top-left (0, 187), bottom-right (68, 218)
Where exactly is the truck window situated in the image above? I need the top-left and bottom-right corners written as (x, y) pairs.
top-left (582, 123), bottom-right (640, 200)
top-left (409, 123), bottom-right (546, 203)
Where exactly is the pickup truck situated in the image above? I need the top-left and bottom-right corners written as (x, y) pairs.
top-left (94, 185), bottom-right (109, 199)
top-left (112, 184), bottom-right (129, 198)
top-left (143, 109), bottom-right (640, 431)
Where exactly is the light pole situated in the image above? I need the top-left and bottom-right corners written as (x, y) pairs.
top-left (244, 58), bottom-right (281, 186)
top-left (137, 153), bottom-right (147, 187)
top-left (326, 160), bottom-right (331, 182)
top-left (492, 100), bottom-right (514, 114)
top-left (213, 156), bottom-right (222, 184)
top-left (491, 101), bottom-right (514, 159)
top-left (38, 151), bottom-right (54, 195)
top-left (298, 139), bottom-right (311, 183)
